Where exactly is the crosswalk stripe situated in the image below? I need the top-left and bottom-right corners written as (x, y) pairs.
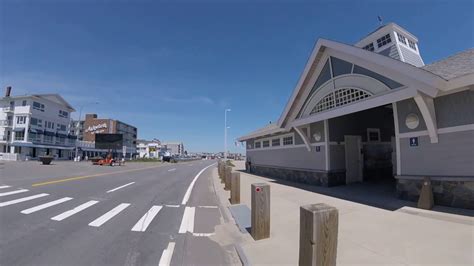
top-left (0, 185), bottom-right (11, 189)
top-left (21, 197), bottom-right (73, 214)
top-left (131, 205), bottom-right (162, 232)
top-left (89, 203), bottom-right (130, 227)
top-left (178, 206), bottom-right (195, 233)
top-left (0, 189), bottom-right (29, 197)
top-left (158, 242), bottom-right (176, 266)
top-left (51, 200), bottom-right (99, 221)
top-left (0, 193), bottom-right (49, 207)
top-left (106, 182), bottom-right (135, 193)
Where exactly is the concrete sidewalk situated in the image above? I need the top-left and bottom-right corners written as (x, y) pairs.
top-left (215, 161), bottom-right (474, 266)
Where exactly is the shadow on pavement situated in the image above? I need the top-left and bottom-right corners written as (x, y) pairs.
top-left (237, 170), bottom-right (474, 217)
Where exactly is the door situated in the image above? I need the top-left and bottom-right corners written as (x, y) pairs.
top-left (32, 148), bottom-right (36, 158)
top-left (345, 135), bottom-right (362, 184)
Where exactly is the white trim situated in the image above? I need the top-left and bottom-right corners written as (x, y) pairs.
top-left (294, 126), bottom-right (311, 151)
top-left (324, 119), bottom-right (330, 171)
top-left (399, 124), bottom-right (474, 138)
top-left (247, 143), bottom-right (327, 151)
top-left (392, 103), bottom-right (401, 176)
top-left (413, 92), bottom-right (438, 143)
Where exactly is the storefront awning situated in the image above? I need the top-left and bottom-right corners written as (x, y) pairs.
top-left (13, 127), bottom-right (26, 132)
top-left (10, 142), bottom-right (75, 150)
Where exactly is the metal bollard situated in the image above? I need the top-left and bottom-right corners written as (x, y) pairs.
top-left (230, 172), bottom-right (240, 204)
top-left (299, 203), bottom-right (338, 266)
top-left (251, 183), bottom-right (270, 240)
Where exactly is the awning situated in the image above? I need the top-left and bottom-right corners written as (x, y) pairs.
top-left (56, 133), bottom-right (67, 138)
top-left (43, 131), bottom-right (55, 136)
top-left (68, 135), bottom-right (78, 139)
top-left (10, 142), bottom-right (75, 150)
top-left (13, 127), bottom-right (26, 132)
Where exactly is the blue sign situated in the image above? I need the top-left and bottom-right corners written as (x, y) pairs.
top-left (409, 137), bottom-right (418, 147)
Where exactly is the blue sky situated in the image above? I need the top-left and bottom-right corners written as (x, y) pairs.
top-left (1, 0), bottom-right (473, 152)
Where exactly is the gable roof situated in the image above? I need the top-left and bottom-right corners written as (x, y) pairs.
top-left (238, 37), bottom-right (454, 142)
top-left (422, 48), bottom-right (474, 80)
top-left (33, 94), bottom-right (76, 112)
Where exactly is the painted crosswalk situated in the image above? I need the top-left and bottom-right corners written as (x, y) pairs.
top-left (21, 197), bottom-right (73, 214)
top-left (0, 193), bottom-right (49, 207)
top-left (89, 203), bottom-right (130, 227)
top-left (0, 189), bottom-right (29, 197)
top-left (51, 200), bottom-right (99, 221)
top-left (0, 185), bottom-right (11, 189)
top-left (131, 205), bottom-right (163, 232)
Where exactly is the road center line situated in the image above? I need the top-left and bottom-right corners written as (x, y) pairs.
top-left (106, 182), bottom-right (135, 193)
top-left (21, 197), bottom-right (73, 214)
top-left (31, 165), bottom-right (162, 187)
top-left (0, 189), bottom-right (29, 197)
top-left (0, 193), bottom-right (49, 207)
top-left (181, 163), bottom-right (216, 205)
top-left (89, 203), bottom-right (130, 227)
top-left (51, 200), bottom-right (99, 221)
top-left (158, 242), bottom-right (176, 266)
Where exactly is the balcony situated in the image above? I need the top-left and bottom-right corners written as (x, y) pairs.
top-left (3, 107), bottom-right (14, 113)
top-left (0, 120), bottom-right (13, 127)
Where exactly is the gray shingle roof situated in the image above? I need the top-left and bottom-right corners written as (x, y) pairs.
top-left (422, 48), bottom-right (474, 80)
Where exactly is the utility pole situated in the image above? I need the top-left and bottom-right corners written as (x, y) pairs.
top-left (224, 108), bottom-right (231, 161)
top-left (74, 102), bottom-right (98, 161)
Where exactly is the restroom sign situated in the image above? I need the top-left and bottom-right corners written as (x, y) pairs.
top-left (409, 137), bottom-right (418, 147)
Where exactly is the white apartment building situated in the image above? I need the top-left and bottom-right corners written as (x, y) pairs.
top-left (137, 139), bottom-right (161, 158)
top-left (0, 87), bottom-right (76, 161)
top-left (162, 142), bottom-right (184, 156)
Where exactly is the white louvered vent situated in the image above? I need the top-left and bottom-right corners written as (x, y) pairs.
top-left (311, 88), bottom-right (372, 114)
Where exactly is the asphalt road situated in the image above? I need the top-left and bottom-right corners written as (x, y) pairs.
top-left (0, 160), bottom-right (237, 266)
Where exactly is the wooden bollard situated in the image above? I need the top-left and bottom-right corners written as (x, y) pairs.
top-left (224, 166), bottom-right (232, 190)
top-left (299, 203), bottom-right (338, 266)
top-left (251, 183), bottom-right (270, 240)
top-left (230, 172), bottom-right (240, 204)
top-left (418, 177), bottom-right (434, 210)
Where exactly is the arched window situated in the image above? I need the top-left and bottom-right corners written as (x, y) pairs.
top-left (310, 88), bottom-right (372, 114)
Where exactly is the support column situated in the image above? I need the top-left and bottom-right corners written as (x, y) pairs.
top-left (414, 92), bottom-right (438, 143)
top-left (294, 126), bottom-right (311, 152)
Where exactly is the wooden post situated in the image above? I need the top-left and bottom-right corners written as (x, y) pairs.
top-left (251, 183), bottom-right (270, 240)
top-left (299, 203), bottom-right (338, 266)
top-left (224, 166), bottom-right (232, 190)
top-left (230, 172), bottom-right (240, 204)
top-left (418, 177), bottom-right (434, 210)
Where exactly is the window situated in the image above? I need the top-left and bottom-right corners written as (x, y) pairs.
top-left (367, 128), bottom-right (381, 142)
top-left (272, 138), bottom-right (280, 147)
top-left (44, 135), bottom-right (53, 143)
top-left (59, 110), bottom-right (69, 118)
top-left (57, 124), bottom-right (67, 131)
top-left (30, 118), bottom-right (38, 125)
top-left (362, 43), bottom-right (374, 52)
top-left (396, 32), bottom-right (407, 45)
top-left (37, 119), bottom-right (42, 127)
top-left (408, 39), bottom-right (417, 51)
top-left (16, 116), bottom-right (26, 124)
top-left (15, 130), bottom-right (25, 141)
top-left (254, 141), bottom-right (261, 149)
top-left (33, 101), bottom-right (45, 111)
top-left (262, 140), bottom-right (270, 148)
top-left (376, 34), bottom-right (392, 48)
top-left (22, 100), bottom-right (27, 106)
top-left (283, 136), bottom-right (293, 146)
top-left (45, 121), bottom-right (54, 129)
top-left (311, 88), bottom-right (372, 114)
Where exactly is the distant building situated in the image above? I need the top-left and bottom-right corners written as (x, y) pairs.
top-left (0, 87), bottom-right (76, 160)
top-left (161, 142), bottom-right (184, 156)
top-left (137, 139), bottom-right (161, 158)
top-left (74, 113), bottom-right (138, 158)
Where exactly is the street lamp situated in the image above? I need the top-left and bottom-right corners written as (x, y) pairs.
top-left (224, 108), bottom-right (231, 161)
top-left (74, 101), bottom-right (99, 161)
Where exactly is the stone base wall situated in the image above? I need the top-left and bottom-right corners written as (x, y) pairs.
top-left (396, 179), bottom-right (474, 209)
top-left (249, 164), bottom-right (345, 187)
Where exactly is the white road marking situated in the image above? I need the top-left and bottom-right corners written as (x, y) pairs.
top-left (181, 163), bottom-right (216, 205)
top-left (192, 232), bottom-right (215, 237)
top-left (178, 206), bottom-right (195, 233)
top-left (158, 242), bottom-right (176, 266)
top-left (131, 205), bottom-right (162, 232)
top-left (89, 203), bottom-right (130, 227)
top-left (21, 197), bottom-right (73, 214)
top-left (197, 205), bottom-right (218, 209)
top-left (51, 200), bottom-right (99, 221)
top-left (0, 185), bottom-right (11, 189)
top-left (165, 204), bottom-right (180, 208)
top-left (0, 193), bottom-right (49, 207)
top-left (167, 168), bottom-right (176, 172)
top-left (0, 189), bottom-right (29, 197)
top-left (188, 164), bottom-right (193, 166)
top-left (106, 182), bottom-right (135, 193)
